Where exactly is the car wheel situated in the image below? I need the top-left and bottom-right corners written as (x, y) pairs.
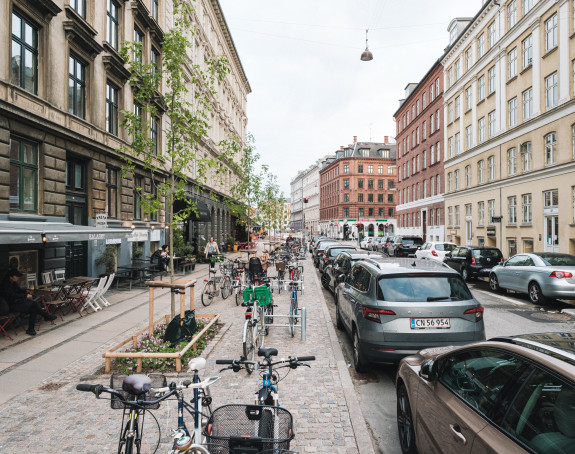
top-left (529, 282), bottom-right (548, 305)
top-left (489, 274), bottom-right (501, 292)
top-left (461, 266), bottom-right (469, 281)
top-left (397, 383), bottom-right (417, 454)
top-left (321, 273), bottom-right (330, 290)
top-left (352, 329), bottom-right (367, 373)
top-left (336, 301), bottom-right (344, 331)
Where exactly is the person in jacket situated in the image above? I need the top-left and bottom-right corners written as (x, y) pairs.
top-left (204, 237), bottom-right (220, 268)
top-left (0, 269), bottom-right (56, 336)
top-left (260, 250), bottom-right (269, 274)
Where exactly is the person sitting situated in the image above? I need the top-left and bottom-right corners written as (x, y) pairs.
top-left (0, 269), bottom-right (57, 336)
top-left (151, 245), bottom-right (170, 271)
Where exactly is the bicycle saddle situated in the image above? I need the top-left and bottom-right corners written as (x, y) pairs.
top-left (209, 268), bottom-right (217, 274)
top-left (188, 357), bottom-right (206, 373)
top-left (122, 374), bottom-right (152, 396)
top-left (258, 347), bottom-right (278, 358)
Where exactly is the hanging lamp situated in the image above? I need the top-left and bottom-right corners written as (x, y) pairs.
top-left (360, 29), bottom-right (373, 61)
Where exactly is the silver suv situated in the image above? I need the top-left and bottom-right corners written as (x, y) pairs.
top-left (334, 257), bottom-right (486, 371)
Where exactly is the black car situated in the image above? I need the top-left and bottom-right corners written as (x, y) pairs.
top-left (443, 245), bottom-right (504, 281)
top-left (387, 236), bottom-right (423, 257)
top-left (318, 244), bottom-right (357, 274)
top-left (321, 250), bottom-right (382, 293)
top-left (312, 239), bottom-right (340, 267)
top-left (309, 235), bottom-right (327, 253)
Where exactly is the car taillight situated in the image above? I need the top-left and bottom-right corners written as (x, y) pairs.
top-left (471, 257), bottom-right (477, 265)
top-left (324, 257), bottom-right (332, 263)
top-left (362, 307), bottom-right (395, 323)
top-left (431, 250), bottom-right (438, 257)
top-left (550, 271), bottom-right (573, 279)
top-left (464, 306), bottom-right (484, 322)
top-left (500, 257), bottom-right (504, 262)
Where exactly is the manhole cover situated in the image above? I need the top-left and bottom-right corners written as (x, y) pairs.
top-left (530, 312), bottom-right (572, 322)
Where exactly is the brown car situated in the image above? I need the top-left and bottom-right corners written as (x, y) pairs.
top-left (396, 332), bottom-right (575, 454)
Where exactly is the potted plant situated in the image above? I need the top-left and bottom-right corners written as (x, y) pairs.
top-left (182, 255), bottom-right (196, 271)
top-left (225, 235), bottom-right (235, 252)
top-left (96, 245), bottom-right (117, 274)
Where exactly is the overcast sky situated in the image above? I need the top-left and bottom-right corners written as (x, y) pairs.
top-left (218, 0), bottom-right (483, 196)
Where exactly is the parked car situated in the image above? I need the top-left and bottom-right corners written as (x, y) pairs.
top-left (415, 241), bottom-right (457, 261)
top-left (321, 249), bottom-right (382, 293)
top-left (489, 252), bottom-right (575, 305)
top-left (396, 332), bottom-right (575, 454)
top-left (309, 235), bottom-right (327, 253)
top-left (387, 236), bottom-right (424, 257)
top-left (334, 256), bottom-right (485, 371)
top-left (370, 237), bottom-right (385, 251)
top-left (359, 236), bottom-right (375, 250)
top-left (312, 240), bottom-right (340, 267)
top-left (443, 245), bottom-right (503, 281)
top-left (377, 235), bottom-right (395, 255)
top-left (318, 244), bottom-right (357, 273)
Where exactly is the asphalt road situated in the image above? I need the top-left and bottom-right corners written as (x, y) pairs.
top-left (315, 264), bottom-right (575, 454)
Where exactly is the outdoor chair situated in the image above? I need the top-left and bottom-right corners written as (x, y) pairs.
top-left (96, 273), bottom-right (114, 307)
top-left (0, 311), bottom-right (19, 340)
top-left (65, 281), bottom-right (95, 316)
top-left (53, 269), bottom-right (66, 284)
top-left (39, 271), bottom-right (53, 289)
top-left (26, 273), bottom-right (38, 290)
top-left (83, 277), bottom-right (106, 312)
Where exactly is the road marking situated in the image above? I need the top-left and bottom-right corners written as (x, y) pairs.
top-left (474, 289), bottom-right (528, 305)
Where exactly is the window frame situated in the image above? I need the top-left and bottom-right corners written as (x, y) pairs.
top-left (11, 11), bottom-right (38, 94)
top-left (9, 136), bottom-right (38, 214)
top-left (68, 54), bottom-right (86, 119)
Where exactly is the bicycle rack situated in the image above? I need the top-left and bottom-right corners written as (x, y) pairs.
top-left (264, 307), bottom-right (307, 341)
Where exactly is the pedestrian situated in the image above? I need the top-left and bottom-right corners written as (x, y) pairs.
top-left (260, 250), bottom-right (269, 275)
top-left (204, 237), bottom-right (220, 268)
top-left (0, 269), bottom-right (57, 336)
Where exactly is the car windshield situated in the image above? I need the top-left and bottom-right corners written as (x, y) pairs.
top-left (402, 238), bottom-right (422, 245)
top-left (329, 248), bottom-right (352, 257)
top-left (539, 254), bottom-right (575, 266)
top-left (436, 243), bottom-right (456, 252)
top-left (377, 274), bottom-right (473, 302)
top-left (473, 249), bottom-right (500, 258)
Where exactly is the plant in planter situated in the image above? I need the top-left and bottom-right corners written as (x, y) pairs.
top-left (96, 245), bottom-right (117, 274)
top-left (182, 255), bottom-right (196, 270)
top-left (132, 243), bottom-right (144, 259)
top-left (225, 235), bottom-right (235, 251)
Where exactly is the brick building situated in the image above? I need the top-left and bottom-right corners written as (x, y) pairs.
top-left (394, 61), bottom-right (446, 241)
top-left (319, 137), bottom-right (397, 240)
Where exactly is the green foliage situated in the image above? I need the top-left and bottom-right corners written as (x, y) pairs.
top-left (132, 243), bottom-right (144, 259)
top-left (113, 319), bottom-right (220, 374)
top-left (172, 227), bottom-right (193, 257)
top-left (95, 245), bottom-right (117, 274)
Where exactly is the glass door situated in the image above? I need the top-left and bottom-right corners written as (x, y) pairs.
top-left (544, 215), bottom-right (559, 252)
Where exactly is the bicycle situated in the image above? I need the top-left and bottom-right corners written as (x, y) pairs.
top-left (201, 256), bottom-right (228, 306)
top-left (211, 347), bottom-right (315, 452)
top-left (284, 279), bottom-right (299, 338)
top-left (223, 258), bottom-right (245, 306)
top-left (76, 366), bottom-right (220, 454)
top-left (241, 285), bottom-right (274, 374)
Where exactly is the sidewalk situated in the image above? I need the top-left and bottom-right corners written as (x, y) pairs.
top-left (0, 246), bottom-right (373, 453)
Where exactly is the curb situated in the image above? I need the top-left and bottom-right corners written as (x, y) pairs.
top-left (310, 264), bottom-right (376, 454)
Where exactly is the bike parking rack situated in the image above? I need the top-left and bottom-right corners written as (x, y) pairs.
top-left (264, 307), bottom-right (307, 341)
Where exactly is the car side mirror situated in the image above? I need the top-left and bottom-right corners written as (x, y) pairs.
top-left (336, 274), bottom-right (346, 284)
top-left (419, 359), bottom-right (438, 381)
top-left (445, 252), bottom-right (452, 258)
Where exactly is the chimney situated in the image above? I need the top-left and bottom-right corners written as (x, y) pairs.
top-left (353, 136), bottom-right (357, 143)
top-left (384, 136), bottom-right (389, 144)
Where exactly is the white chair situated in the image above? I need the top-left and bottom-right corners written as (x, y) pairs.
top-left (40, 271), bottom-right (53, 289)
top-left (82, 278), bottom-right (104, 312)
top-left (26, 273), bottom-right (38, 290)
top-left (96, 273), bottom-right (115, 307)
top-left (87, 275), bottom-right (108, 309)
top-left (53, 269), bottom-right (66, 284)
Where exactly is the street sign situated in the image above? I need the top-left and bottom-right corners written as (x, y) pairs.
top-left (491, 216), bottom-right (502, 223)
top-left (487, 227), bottom-right (496, 236)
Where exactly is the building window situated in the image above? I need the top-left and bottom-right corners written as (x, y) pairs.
top-left (478, 75), bottom-right (485, 100)
top-left (507, 148), bottom-right (517, 176)
top-left (368, 165), bottom-right (373, 174)
top-left (358, 179), bottom-right (364, 189)
top-left (71, 0), bottom-right (86, 18)
top-left (436, 109), bottom-right (440, 130)
top-left (388, 179), bottom-right (394, 189)
top-left (478, 117), bottom-right (485, 143)
top-left (430, 176), bottom-right (435, 196)
top-left (358, 208), bottom-right (364, 218)
top-left (454, 170), bottom-right (460, 190)
top-left (509, 97), bottom-right (518, 127)
top-left (488, 22), bottom-right (496, 48)
top-left (466, 47), bottom-right (472, 70)
top-left (521, 142), bottom-right (532, 172)
top-left (488, 66), bottom-right (496, 93)
top-left (344, 193), bottom-right (349, 203)
top-left (368, 179), bottom-right (374, 189)
top-left (134, 175), bottom-right (143, 220)
top-left (478, 159), bottom-right (485, 184)
top-left (522, 193), bottom-right (532, 223)
top-left (344, 164), bottom-right (349, 174)
top-left (106, 82), bottom-right (119, 135)
top-left (436, 142), bottom-right (441, 162)
top-left (151, 47), bottom-right (160, 75)
top-left (152, 0), bottom-right (159, 21)
top-left (448, 103), bottom-right (453, 123)
top-left (358, 164), bottom-right (363, 173)
top-left (447, 172), bottom-right (453, 192)
top-left (436, 174), bottom-right (441, 195)
top-left (436, 78), bottom-right (440, 95)
top-left (545, 14), bottom-right (557, 52)
top-left (488, 111), bottom-right (496, 137)
top-left (523, 0), bottom-right (533, 15)
top-left (66, 157), bottom-right (85, 191)
top-left (544, 189), bottom-right (558, 208)
top-left (455, 133), bottom-right (461, 155)
top-left (388, 194), bottom-right (394, 203)
top-left (573, 124), bottom-right (575, 160)
top-left (508, 0), bottom-right (517, 29)
top-left (448, 207), bottom-right (453, 227)
top-left (488, 200), bottom-right (495, 225)
top-left (508, 196), bottom-right (517, 224)
top-left (151, 115), bottom-right (159, 155)
top-left (465, 86), bottom-right (472, 110)
top-left (522, 35), bottom-right (532, 69)
top-left (455, 59), bottom-right (461, 80)
top-left (478, 201), bottom-right (485, 225)
top-left (488, 155), bottom-right (495, 181)
top-left (448, 68), bottom-right (454, 88)
top-left (436, 208), bottom-right (441, 226)
top-left (377, 180), bottom-right (383, 190)
top-left (368, 193), bottom-right (374, 203)
top-left (523, 88), bottom-right (533, 120)
top-left (11, 12), bottom-right (38, 94)
top-left (545, 132), bottom-right (556, 166)
top-left (478, 33), bottom-right (485, 58)
top-left (378, 165), bottom-right (383, 174)
top-left (368, 208), bottom-right (374, 217)
top-left (106, 168), bottom-right (118, 218)
top-left (9, 136), bottom-right (38, 213)
top-left (344, 208), bottom-right (349, 217)
top-left (430, 84), bottom-right (434, 101)
top-left (448, 137), bottom-right (453, 158)
top-left (377, 193), bottom-right (383, 203)
top-left (465, 125), bottom-right (472, 150)
top-left (545, 72), bottom-right (558, 108)
top-left (149, 182), bottom-right (158, 221)
top-left (69, 55), bottom-right (86, 119)
top-left (455, 96), bottom-right (461, 119)
top-left (465, 165), bottom-right (471, 187)
top-left (134, 27), bottom-right (144, 62)
top-left (107, 0), bottom-right (120, 50)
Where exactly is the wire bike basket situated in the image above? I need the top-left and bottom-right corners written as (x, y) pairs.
top-left (204, 404), bottom-right (294, 452)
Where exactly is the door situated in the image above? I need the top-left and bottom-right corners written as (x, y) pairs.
top-left (466, 219), bottom-right (473, 246)
top-left (544, 216), bottom-right (559, 252)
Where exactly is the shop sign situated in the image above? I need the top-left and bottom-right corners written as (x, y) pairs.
top-left (450, 230), bottom-right (457, 235)
top-left (89, 233), bottom-right (106, 240)
top-left (491, 216), bottom-right (502, 223)
top-left (27, 235), bottom-right (36, 243)
top-left (128, 230), bottom-right (149, 242)
top-left (487, 227), bottom-right (496, 237)
top-left (95, 214), bottom-right (108, 228)
top-left (150, 229), bottom-right (161, 241)
top-left (106, 238), bottom-right (122, 244)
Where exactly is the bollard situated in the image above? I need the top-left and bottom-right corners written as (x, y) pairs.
top-left (301, 307), bottom-right (306, 341)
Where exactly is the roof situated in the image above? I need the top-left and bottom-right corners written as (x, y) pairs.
top-left (491, 333), bottom-right (575, 367)
top-left (361, 257), bottom-right (453, 273)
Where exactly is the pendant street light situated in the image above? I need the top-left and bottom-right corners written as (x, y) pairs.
top-left (360, 29), bottom-right (373, 61)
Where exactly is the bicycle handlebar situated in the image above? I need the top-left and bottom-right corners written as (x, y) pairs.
top-left (216, 355), bottom-right (315, 372)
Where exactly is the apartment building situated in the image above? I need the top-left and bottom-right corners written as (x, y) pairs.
top-left (1, 0), bottom-right (250, 277)
top-left (443, 0), bottom-right (575, 256)
top-left (394, 61), bottom-right (447, 241)
top-left (319, 137), bottom-right (397, 240)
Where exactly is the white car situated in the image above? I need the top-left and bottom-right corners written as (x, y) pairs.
top-left (360, 237), bottom-right (374, 250)
top-left (414, 241), bottom-right (457, 261)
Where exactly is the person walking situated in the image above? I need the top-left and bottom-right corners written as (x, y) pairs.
top-left (0, 269), bottom-right (56, 336)
top-left (204, 237), bottom-right (220, 268)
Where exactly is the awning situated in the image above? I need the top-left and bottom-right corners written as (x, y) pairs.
top-left (0, 221), bottom-right (132, 244)
top-left (173, 199), bottom-right (212, 222)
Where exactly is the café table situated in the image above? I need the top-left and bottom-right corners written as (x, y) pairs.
top-left (50, 276), bottom-right (97, 316)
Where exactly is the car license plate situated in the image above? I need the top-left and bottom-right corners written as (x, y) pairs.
top-left (410, 318), bottom-right (451, 329)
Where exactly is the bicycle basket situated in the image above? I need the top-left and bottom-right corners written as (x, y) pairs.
top-left (204, 405), bottom-right (294, 452)
top-left (243, 287), bottom-right (253, 303)
top-left (253, 285), bottom-right (271, 306)
top-left (275, 261), bottom-right (286, 272)
top-left (110, 373), bottom-right (167, 409)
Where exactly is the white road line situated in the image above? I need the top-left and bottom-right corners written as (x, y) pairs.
top-left (474, 289), bottom-right (528, 305)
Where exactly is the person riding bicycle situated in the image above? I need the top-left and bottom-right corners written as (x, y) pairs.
top-left (204, 237), bottom-right (220, 268)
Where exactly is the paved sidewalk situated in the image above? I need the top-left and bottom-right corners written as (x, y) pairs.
top-left (0, 246), bottom-right (373, 453)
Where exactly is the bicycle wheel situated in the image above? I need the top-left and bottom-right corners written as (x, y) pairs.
top-left (243, 319), bottom-right (256, 374)
top-left (235, 281), bottom-right (243, 306)
top-left (221, 276), bottom-right (232, 299)
top-left (258, 408), bottom-right (275, 451)
top-left (201, 281), bottom-right (216, 306)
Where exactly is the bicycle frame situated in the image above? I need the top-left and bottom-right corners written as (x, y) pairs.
top-left (119, 398), bottom-right (142, 454)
